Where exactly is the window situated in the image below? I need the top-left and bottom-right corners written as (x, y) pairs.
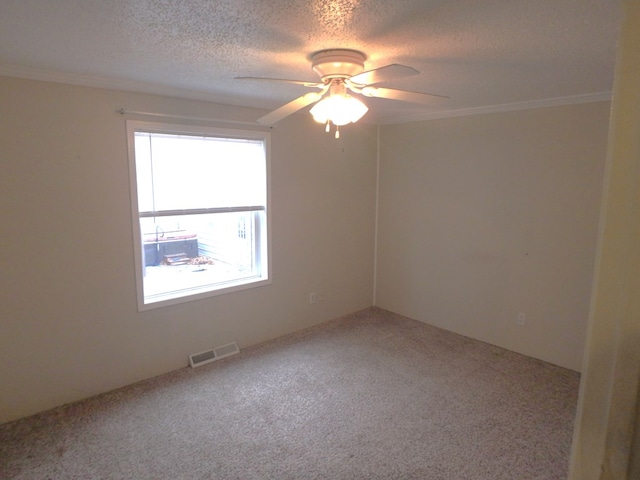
top-left (127, 121), bottom-right (270, 310)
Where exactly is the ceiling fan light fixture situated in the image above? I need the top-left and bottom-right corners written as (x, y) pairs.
top-left (249, 48), bottom-right (445, 129)
top-left (309, 93), bottom-right (368, 126)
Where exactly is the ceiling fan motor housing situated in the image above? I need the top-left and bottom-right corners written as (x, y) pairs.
top-left (311, 49), bottom-right (366, 81)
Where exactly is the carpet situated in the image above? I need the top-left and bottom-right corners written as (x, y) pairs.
top-left (0, 308), bottom-right (580, 479)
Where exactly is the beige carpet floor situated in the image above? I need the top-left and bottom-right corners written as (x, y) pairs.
top-left (0, 308), bottom-right (580, 479)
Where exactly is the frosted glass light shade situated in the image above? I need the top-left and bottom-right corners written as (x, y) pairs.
top-left (310, 94), bottom-right (369, 126)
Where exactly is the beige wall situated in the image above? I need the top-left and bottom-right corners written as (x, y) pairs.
top-left (376, 103), bottom-right (609, 371)
top-left (0, 77), bottom-right (377, 423)
top-left (0, 74), bottom-right (613, 424)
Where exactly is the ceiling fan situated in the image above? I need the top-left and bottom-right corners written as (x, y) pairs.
top-left (237, 49), bottom-right (448, 137)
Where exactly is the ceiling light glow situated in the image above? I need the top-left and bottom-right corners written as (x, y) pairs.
top-left (309, 93), bottom-right (369, 126)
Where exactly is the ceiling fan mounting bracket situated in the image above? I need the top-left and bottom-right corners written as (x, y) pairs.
top-left (311, 49), bottom-right (366, 82)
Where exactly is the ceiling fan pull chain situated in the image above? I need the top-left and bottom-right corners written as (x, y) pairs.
top-left (325, 120), bottom-right (331, 133)
top-left (335, 126), bottom-right (340, 139)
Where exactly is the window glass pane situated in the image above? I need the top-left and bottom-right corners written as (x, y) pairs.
top-left (140, 211), bottom-right (262, 302)
top-left (129, 123), bottom-right (270, 309)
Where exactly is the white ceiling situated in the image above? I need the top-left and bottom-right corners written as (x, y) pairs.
top-left (0, 0), bottom-right (623, 124)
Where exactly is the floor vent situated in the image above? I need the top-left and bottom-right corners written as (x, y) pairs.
top-left (189, 341), bottom-right (240, 368)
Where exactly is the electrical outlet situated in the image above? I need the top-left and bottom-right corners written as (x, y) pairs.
top-left (309, 292), bottom-right (317, 304)
top-left (517, 313), bottom-right (526, 325)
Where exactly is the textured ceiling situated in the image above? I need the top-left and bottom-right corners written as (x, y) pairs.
top-left (0, 0), bottom-right (623, 123)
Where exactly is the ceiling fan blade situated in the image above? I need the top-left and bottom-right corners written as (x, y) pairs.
top-left (361, 86), bottom-right (449, 105)
top-left (349, 64), bottom-right (419, 86)
top-left (257, 91), bottom-right (324, 125)
top-left (235, 76), bottom-right (322, 88)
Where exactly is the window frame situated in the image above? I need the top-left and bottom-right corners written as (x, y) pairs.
top-left (126, 120), bottom-right (271, 311)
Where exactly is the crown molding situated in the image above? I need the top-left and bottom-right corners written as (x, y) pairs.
top-left (381, 92), bottom-right (613, 124)
top-left (1, 63), bottom-right (612, 125)
top-left (0, 63), bottom-right (272, 110)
